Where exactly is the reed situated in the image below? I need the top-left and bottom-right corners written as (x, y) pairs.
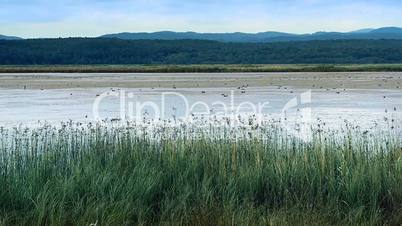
top-left (0, 121), bottom-right (401, 225)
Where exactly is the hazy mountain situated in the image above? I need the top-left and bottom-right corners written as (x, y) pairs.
top-left (350, 28), bottom-right (375, 33)
top-left (370, 27), bottom-right (402, 34)
top-left (100, 27), bottom-right (402, 42)
top-left (100, 31), bottom-right (296, 42)
top-left (0, 34), bottom-right (22, 40)
top-left (3, 27), bottom-right (402, 42)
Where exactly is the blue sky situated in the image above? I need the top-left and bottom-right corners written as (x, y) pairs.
top-left (1, 0), bottom-right (401, 38)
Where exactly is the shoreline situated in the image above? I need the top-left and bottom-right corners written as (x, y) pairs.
top-left (1, 64), bottom-right (402, 73)
top-left (1, 71), bottom-right (401, 90)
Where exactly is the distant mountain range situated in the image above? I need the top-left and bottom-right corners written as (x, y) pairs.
top-left (100, 27), bottom-right (402, 42)
top-left (2, 27), bottom-right (402, 42)
top-left (0, 34), bottom-right (22, 40)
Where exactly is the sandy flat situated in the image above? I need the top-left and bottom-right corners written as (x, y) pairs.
top-left (0, 72), bottom-right (401, 90)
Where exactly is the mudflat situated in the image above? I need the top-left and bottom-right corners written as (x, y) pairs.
top-left (0, 72), bottom-right (401, 90)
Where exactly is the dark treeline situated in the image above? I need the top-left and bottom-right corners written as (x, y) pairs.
top-left (0, 38), bottom-right (402, 65)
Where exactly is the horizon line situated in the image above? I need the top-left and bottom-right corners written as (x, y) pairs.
top-left (2, 26), bottom-right (402, 39)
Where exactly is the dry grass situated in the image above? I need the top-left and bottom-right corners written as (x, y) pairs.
top-left (1, 64), bottom-right (402, 73)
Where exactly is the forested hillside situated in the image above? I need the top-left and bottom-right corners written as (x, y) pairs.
top-left (0, 38), bottom-right (401, 64)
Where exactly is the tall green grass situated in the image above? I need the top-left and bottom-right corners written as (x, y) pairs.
top-left (0, 122), bottom-right (401, 225)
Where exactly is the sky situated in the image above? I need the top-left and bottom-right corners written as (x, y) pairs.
top-left (0, 0), bottom-right (402, 38)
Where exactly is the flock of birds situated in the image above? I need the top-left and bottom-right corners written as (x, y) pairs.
top-left (19, 74), bottom-right (401, 122)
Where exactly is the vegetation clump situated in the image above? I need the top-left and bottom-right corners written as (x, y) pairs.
top-left (0, 121), bottom-right (401, 225)
top-left (1, 38), bottom-right (402, 65)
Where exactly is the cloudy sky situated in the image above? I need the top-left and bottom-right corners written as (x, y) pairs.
top-left (1, 0), bottom-right (401, 38)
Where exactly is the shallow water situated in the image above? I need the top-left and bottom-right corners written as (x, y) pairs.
top-left (0, 73), bottom-right (401, 130)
